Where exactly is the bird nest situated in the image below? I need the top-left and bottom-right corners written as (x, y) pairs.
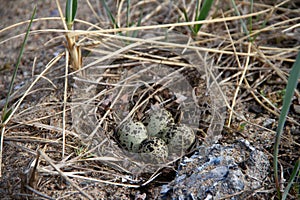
top-left (71, 30), bottom-right (225, 179)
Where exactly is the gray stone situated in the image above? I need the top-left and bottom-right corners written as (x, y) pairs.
top-left (161, 139), bottom-right (270, 199)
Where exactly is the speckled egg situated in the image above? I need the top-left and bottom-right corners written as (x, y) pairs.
top-left (143, 108), bottom-right (174, 138)
top-left (116, 120), bottom-right (148, 153)
top-left (164, 124), bottom-right (195, 154)
top-left (139, 137), bottom-right (168, 163)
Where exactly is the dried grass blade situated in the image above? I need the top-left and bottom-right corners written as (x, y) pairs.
top-left (38, 150), bottom-right (94, 200)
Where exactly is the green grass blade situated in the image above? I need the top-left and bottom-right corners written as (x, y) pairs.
top-left (65, 0), bottom-right (78, 30)
top-left (195, 0), bottom-right (200, 24)
top-left (126, 0), bottom-right (131, 28)
top-left (194, 0), bottom-right (214, 33)
top-left (182, 8), bottom-right (194, 35)
top-left (1, 6), bottom-right (37, 123)
top-left (273, 51), bottom-right (300, 198)
top-left (101, 0), bottom-right (119, 29)
top-left (131, 9), bottom-right (143, 38)
top-left (1, 109), bottom-right (12, 123)
top-left (230, 0), bottom-right (250, 40)
top-left (282, 159), bottom-right (300, 200)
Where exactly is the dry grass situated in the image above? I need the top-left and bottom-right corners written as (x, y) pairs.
top-left (0, 0), bottom-right (299, 199)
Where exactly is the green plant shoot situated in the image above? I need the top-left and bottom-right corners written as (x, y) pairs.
top-left (66, 0), bottom-right (78, 30)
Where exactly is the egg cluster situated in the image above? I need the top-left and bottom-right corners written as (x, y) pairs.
top-left (116, 108), bottom-right (196, 163)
